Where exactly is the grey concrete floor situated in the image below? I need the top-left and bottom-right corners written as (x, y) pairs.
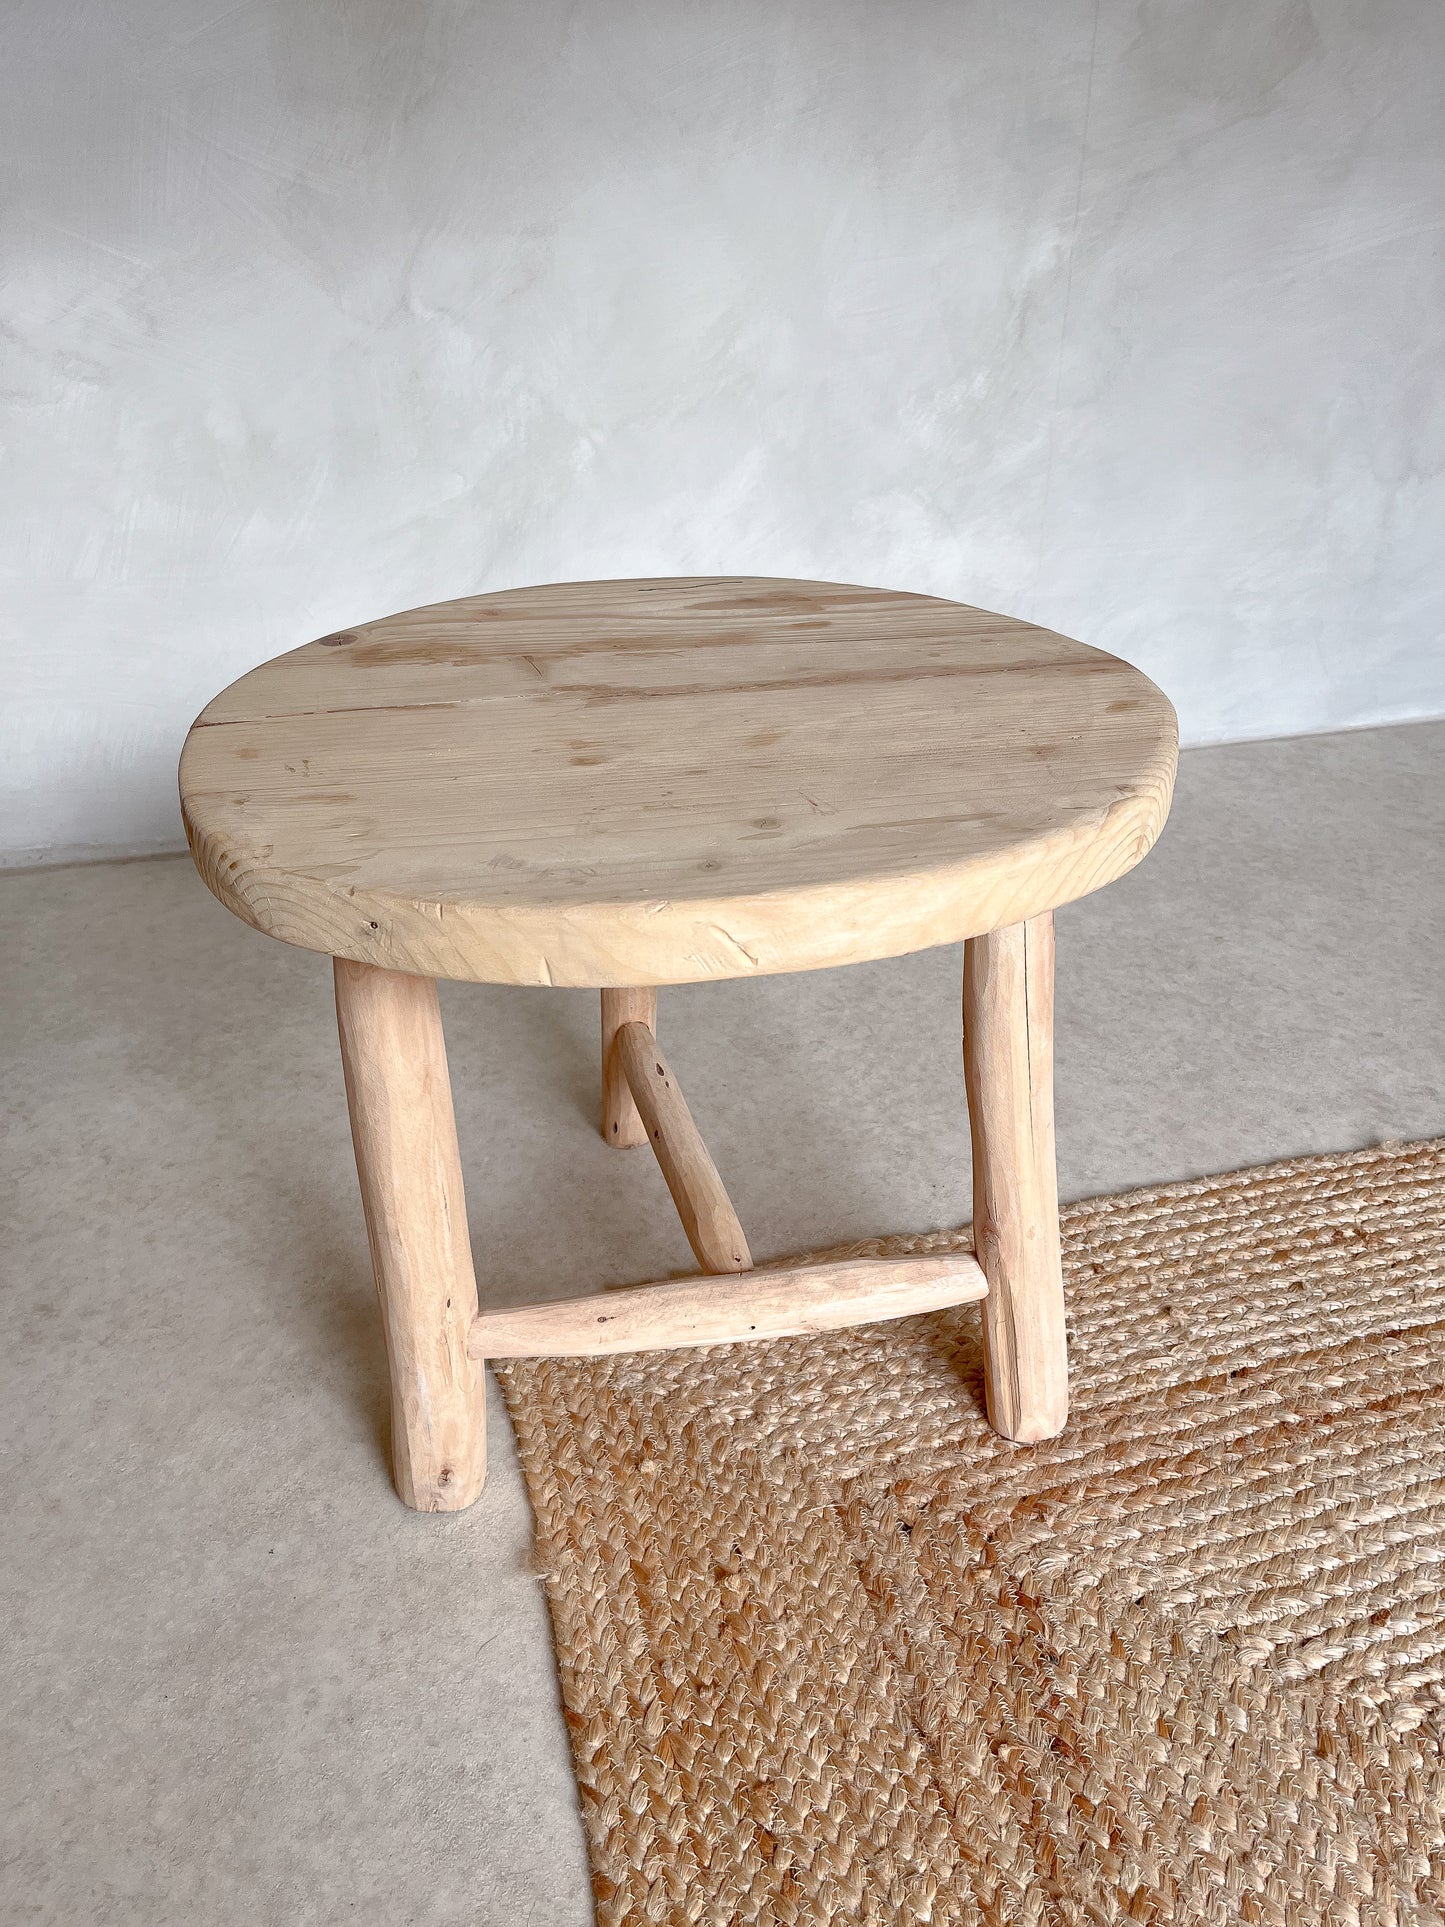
top-left (4, 721), bottom-right (1444, 1925)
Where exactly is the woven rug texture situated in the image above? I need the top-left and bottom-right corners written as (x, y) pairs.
top-left (496, 1141), bottom-right (1445, 1927)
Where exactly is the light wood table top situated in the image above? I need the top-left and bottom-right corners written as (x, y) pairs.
top-left (180, 576), bottom-right (1177, 986)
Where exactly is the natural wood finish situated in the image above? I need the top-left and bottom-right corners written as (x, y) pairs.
top-left (468, 1251), bottom-right (987, 1358)
top-left (962, 913), bottom-right (1068, 1442)
top-left (601, 988), bottom-right (656, 1147)
top-left (180, 577), bottom-right (1178, 987)
top-left (615, 1020), bottom-right (752, 1275)
top-left (334, 958), bottom-right (486, 1510)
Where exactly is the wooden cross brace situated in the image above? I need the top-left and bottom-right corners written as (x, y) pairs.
top-left (467, 991), bottom-right (986, 1362)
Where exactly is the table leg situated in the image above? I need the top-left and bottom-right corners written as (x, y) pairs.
top-left (601, 988), bottom-right (657, 1146)
top-left (334, 958), bottom-right (487, 1510)
top-left (962, 913), bottom-right (1069, 1441)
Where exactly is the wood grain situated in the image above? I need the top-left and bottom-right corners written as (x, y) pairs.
top-left (601, 988), bottom-right (656, 1148)
top-left (615, 1020), bottom-right (752, 1275)
top-left (180, 577), bottom-right (1178, 987)
top-left (468, 1251), bottom-right (986, 1358)
top-left (334, 958), bottom-right (486, 1509)
top-left (962, 914), bottom-right (1068, 1441)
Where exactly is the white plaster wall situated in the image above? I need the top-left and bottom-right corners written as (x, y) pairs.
top-left (3, 0), bottom-right (1442, 864)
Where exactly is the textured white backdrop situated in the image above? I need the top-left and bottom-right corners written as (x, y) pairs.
top-left (4, 0), bottom-right (1443, 862)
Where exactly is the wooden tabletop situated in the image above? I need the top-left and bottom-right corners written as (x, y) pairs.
top-left (180, 577), bottom-right (1177, 986)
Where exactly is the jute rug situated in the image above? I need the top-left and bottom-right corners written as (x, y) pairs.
top-left (496, 1141), bottom-right (1445, 1926)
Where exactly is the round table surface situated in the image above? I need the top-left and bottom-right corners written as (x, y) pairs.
top-left (180, 577), bottom-right (1177, 987)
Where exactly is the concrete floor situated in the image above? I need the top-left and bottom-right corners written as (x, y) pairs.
top-left (4, 721), bottom-right (1443, 1925)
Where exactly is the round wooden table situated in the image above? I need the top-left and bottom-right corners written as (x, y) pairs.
top-left (181, 577), bottom-right (1177, 1511)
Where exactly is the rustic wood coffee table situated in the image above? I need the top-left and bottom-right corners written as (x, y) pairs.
top-left (180, 578), bottom-right (1176, 1512)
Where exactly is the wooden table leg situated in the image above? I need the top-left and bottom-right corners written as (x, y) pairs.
top-left (962, 913), bottom-right (1069, 1442)
top-left (601, 988), bottom-right (657, 1147)
top-left (334, 958), bottom-right (487, 1511)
